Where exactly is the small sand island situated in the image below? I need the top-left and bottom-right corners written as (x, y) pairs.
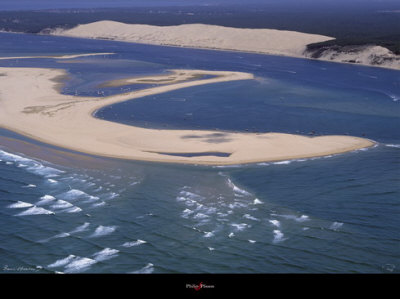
top-left (0, 63), bottom-right (374, 165)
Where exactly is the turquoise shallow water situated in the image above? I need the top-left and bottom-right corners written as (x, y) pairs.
top-left (0, 32), bottom-right (399, 273)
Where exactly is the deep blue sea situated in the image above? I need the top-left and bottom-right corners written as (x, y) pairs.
top-left (0, 32), bottom-right (399, 273)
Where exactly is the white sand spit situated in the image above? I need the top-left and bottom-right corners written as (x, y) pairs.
top-left (0, 67), bottom-right (374, 165)
top-left (0, 52), bottom-right (114, 60)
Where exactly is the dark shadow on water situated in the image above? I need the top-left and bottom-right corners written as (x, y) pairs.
top-left (181, 132), bottom-right (233, 143)
top-left (148, 151), bottom-right (232, 157)
top-left (181, 133), bottom-right (229, 139)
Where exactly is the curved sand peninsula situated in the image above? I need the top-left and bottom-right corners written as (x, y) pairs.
top-left (0, 66), bottom-right (374, 165)
top-left (53, 20), bottom-right (334, 57)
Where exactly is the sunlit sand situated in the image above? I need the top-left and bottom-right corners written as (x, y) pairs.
top-left (0, 66), bottom-right (374, 165)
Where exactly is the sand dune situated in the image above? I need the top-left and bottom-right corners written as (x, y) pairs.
top-left (0, 66), bottom-right (374, 165)
top-left (51, 21), bottom-right (400, 70)
top-left (53, 20), bottom-right (334, 57)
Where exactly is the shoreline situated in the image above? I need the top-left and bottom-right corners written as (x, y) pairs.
top-left (40, 32), bottom-right (400, 72)
top-left (0, 123), bottom-right (376, 166)
top-left (1, 30), bottom-right (398, 71)
top-left (0, 66), bottom-right (375, 166)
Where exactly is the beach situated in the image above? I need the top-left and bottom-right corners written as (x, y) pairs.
top-left (0, 64), bottom-right (374, 165)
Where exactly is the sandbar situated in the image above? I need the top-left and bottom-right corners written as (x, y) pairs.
top-left (0, 52), bottom-right (114, 60)
top-left (100, 70), bottom-right (210, 87)
top-left (0, 66), bottom-right (374, 165)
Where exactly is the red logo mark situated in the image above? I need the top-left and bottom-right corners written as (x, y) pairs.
top-left (194, 282), bottom-right (203, 291)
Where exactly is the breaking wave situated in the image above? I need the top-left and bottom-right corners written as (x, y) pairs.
top-left (272, 230), bottom-right (286, 244)
top-left (89, 225), bottom-right (117, 238)
top-left (15, 206), bottom-right (55, 216)
top-left (92, 248), bottom-right (119, 262)
top-left (64, 257), bottom-right (97, 273)
top-left (8, 201), bottom-right (33, 208)
top-left (121, 239), bottom-right (147, 247)
top-left (130, 263), bottom-right (154, 274)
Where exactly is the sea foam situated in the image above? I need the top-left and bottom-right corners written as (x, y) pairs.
top-left (272, 230), bottom-right (285, 244)
top-left (269, 219), bottom-right (281, 227)
top-left (22, 184), bottom-right (36, 188)
top-left (48, 255), bottom-right (76, 268)
top-left (89, 225), bottom-right (117, 238)
top-left (63, 206), bottom-right (82, 213)
top-left (15, 206), bottom-right (55, 216)
top-left (243, 214), bottom-right (259, 221)
top-left (227, 178), bottom-right (251, 196)
top-left (64, 257), bottom-right (97, 273)
top-left (329, 222), bottom-right (344, 231)
top-left (272, 214), bottom-right (310, 222)
top-left (58, 189), bottom-right (89, 200)
top-left (385, 144), bottom-right (400, 148)
top-left (231, 223), bottom-right (250, 231)
top-left (273, 160), bottom-right (292, 165)
top-left (92, 248), bottom-right (119, 262)
top-left (26, 164), bottom-right (63, 178)
top-left (36, 195), bottom-right (56, 205)
top-left (8, 201), bottom-right (33, 208)
top-left (52, 232), bottom-right (71, 239)
top-left (193, 213), bottom-right (210, 220)
top-left (50, 200), bottom-right (73, 209)
top-left (253, 198), bottom-right (263, 205)
top-left (203, 231), bottom-right (214, 238)
top-left (131, 263), bottom-right (154, 274)
top-left (181, 208), bottom-right (194, 218)
top-left (69, 222), bottom-right (90, 234)
top-left (121, 239), bottom-right (147, 247)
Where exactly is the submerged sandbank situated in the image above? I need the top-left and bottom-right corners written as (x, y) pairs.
top-left (0, 66), bottom-right (374, 165)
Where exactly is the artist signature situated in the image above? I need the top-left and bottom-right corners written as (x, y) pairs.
top-left (2, 265), bottom-right (40, 272)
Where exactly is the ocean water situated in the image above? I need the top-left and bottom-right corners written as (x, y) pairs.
top-left (0, 32), bottom-right (399, 273)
